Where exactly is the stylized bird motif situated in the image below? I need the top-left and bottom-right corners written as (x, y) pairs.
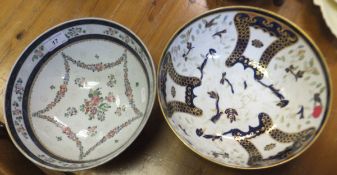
top-left (182, 42), bottom-right (194, 61)
top-left (202, 15), bottom-right (220, 28)
top-left (212, 29), bottom-right (227, 38)
top-left (208, 91), bottom-right (222, 123)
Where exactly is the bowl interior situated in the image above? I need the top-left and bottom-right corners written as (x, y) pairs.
top-left (158, 7), bottom-right (330, 169)
top-left (5, 18), bottom-right (156, 171)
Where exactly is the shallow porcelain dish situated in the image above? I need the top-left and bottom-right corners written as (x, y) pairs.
top-left (158, 6), bottom-right (331, 169)
top-left (4, 18), bottom-right (156, 171)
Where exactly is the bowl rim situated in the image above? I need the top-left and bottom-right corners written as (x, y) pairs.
top-left (3, 17), bottom-right (157, 171)
top-left (156, 5), bottom-right (332, 170)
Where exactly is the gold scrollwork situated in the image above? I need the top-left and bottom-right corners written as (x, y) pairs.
top-left (226, 13), bottom-right (299, 80)
top-left (160, 52), bottom-right (203, 117)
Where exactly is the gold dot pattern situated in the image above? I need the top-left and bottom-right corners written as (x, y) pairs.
top-left (160, 52), bottom-right (203, 117)
top-left (233, 113), bottom-right (316, 166)
top-left (226, 13), bottom-right (298, 80)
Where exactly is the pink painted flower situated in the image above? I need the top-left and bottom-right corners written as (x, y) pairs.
top-left (76, 140), bottom-right (81, 145)
top-left (126, 89), bottom-right (133, 99)
top-left (47, 103), bottom-right (54, 109)
top-left (35, 50), bottom-right (44, 57)
top-left (62, 127), bottom-right (71, 135)
top-left (91, 96), bottom-right (100, 106)
top-left (13, 109), bottom-right (22, 115)
top-left (85, 106), bottom-right (90, 113)
top-left (105, 95), bottom-right (115, 103)
top-left (85, 100), bottom-right (90, 107)
top-left (59, 84), bottom-right (67, 96)
top-left (95, 64), bottom-right (103, 71)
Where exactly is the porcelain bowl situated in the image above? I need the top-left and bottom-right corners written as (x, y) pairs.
top-left (4, 18), bottom-right (156, 171)
top-left (158, 6), bottom-right (331, 169)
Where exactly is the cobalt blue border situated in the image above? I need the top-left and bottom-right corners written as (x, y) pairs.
top-left (5, 19), bottom-right (152, 169)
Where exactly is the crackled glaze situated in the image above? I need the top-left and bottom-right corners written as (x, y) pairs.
top-left (158, 8), bottom-right (330, 169)
top-left (5, 18), bottom-right (155, 171)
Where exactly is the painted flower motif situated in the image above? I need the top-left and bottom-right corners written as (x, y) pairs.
top-left (285, 65), bottom-right (305, 81)
top-left (107, 74), bottom-right (117, 88)
top-left (62, 127), bottom-right (71, 135)
top-left (95, 63), bottom-right (104, 71)
top-left (12, 101), bottom-right (22, 116)
top-left (264, 143), bottom-right (276, 151)
top-left (105, 92), bottom-right (116, 103)
top-left (125, 87), bottom-right (133, 99)
top-left (14, 78), bottom-right (24, 101)
top-left (50, 85), bottom-right (55, 90)
top-left (74, 77), bottom-right (87, 87)
top-left (103, 27), bottom-right (118, 36)
top-left (171, 86), bottom-right (176, 97)
top-left (32, 45), bottom-right (44, 61)
top-left (65, 27), bottom-right (86, 38)
top-left (80, 88), bottom-right (111, 121)
top-left (64, 107), bottom-right (77, 118)
top-left (62, 127), bottom-right (77, 141)
top-left (87, 126), bottom-right (98, 137)
top-left (114, 105), bottom-right (126, 116)
top-left (59, 84), bottom-right (67, 96)
top-left (124, 35), bottom-right (131, 44)
top-left (12, 108), bottom-right (22, 116)
top-left (16, 124), bottom-right (28, 139)
top-left (251, 39), bottom-right (264, 48)
top-left (56, 136), bottom-right (62, 141)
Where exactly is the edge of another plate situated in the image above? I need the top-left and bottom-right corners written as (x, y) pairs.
top-left (314, 0), bottom-right (337, 38)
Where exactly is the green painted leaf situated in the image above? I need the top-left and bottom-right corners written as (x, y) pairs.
top-left (309, 59), bottom-right (314, 67)
top-left (319, 87), bottom-right (326, 93)
top-left (312, 68), bottom-right (319, 75)
top-left (179, 34), bottom-right (186, 39)
top-left (80, 105), bottom-right (84, 111)
top-left (32, 55), bottom-right (38, 61)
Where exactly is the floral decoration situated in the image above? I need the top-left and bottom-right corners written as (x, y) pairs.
top-left (80, 88), bottom-right (111, 121)
top-left (64, 107), bottom-right (77, 118)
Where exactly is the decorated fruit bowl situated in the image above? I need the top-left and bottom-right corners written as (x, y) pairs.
top-left (158, 6), bottom-right (331, 169)
top-left (4, 18), bottom-right (156, 171)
